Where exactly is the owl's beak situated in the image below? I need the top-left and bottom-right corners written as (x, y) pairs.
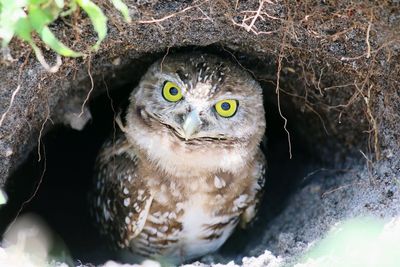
top-left (182, 110), bottom-right (201, 140)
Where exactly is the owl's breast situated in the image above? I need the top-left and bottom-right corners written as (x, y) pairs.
top-left (177, 193), bottom-right (239, 260)
top-left (141, 189), bottom-right (240, 261)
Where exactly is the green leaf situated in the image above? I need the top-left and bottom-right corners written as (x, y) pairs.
top-left (29, 0), bottom-right (50, 5)
top-left (39, 26), bottom-right (83, 57)
top-left (76, 0), bottom-right (107, 51)
top-left (14, 17), bottom-right (32, 42)
top-left (111, 0), bottom-right (131, 23)
top-left (0, 0), bottom-right (27, 47)
top-left (28, 5), bottom-right (53, 31)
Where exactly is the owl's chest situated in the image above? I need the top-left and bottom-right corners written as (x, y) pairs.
top-left (143, 179), bottom-right (242, 260)
top-left (155, 192), bottom-right (238, 260)
top-left (178, 193), bottom-right (238, 258)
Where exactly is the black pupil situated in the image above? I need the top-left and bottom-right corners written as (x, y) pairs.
top-left (221, 102), bottom-right (231, 110)
top-left (169, 87), bottom-right (179, 96)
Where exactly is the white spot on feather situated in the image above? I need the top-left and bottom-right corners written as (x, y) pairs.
top-left (233, 194), bottom-right (249, 211)
top-left (168, 212), bottom-right (177, 220)
top-left (144, 226), bottom-right (157, 235)
top-left (157, 191), bottom-right (169, 204)
top-left (131, 195), bottom-right (154, 238)
top-left (214, 176), bottom-right (226, 189)
top-left (124, 198), bottom-right (130, 207)
top-left (103, 206), bottom-right (111, 221)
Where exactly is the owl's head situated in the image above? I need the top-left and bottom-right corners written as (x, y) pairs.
top-left (125, 54), bottom-right (265, 175)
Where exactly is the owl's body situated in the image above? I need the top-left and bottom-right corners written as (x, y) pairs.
top-left (90, 54), bottom-right (266, 262)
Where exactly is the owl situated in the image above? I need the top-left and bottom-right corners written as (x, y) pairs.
top-left (90, 53), bottom-right (266, 263)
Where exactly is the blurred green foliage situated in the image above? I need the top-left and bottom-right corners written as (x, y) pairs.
top-left (299, 217), bottom-right (400, 267)
top-left (0, 0), bottom-right (130, 69)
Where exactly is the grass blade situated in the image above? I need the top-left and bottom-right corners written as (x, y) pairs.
top-left (39, 26), bottom-right (83, 57)
top-left (110, 0), bottom-right (131, 23)
top-left (76, 0), bottom-right (107, 50)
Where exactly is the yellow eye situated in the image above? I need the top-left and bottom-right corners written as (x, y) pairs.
top-left (162, 81), bottom-right (183, 102)
top-left (215, 99), bottom-right (238, 118)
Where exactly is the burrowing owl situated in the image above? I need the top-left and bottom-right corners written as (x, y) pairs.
top-left (90, 53), bottom-right (266, 263)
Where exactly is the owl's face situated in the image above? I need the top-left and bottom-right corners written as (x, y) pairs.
top-left (130, 54), bottom-right (264, 141)
top-left (126, 54), bottom-right (265, 176)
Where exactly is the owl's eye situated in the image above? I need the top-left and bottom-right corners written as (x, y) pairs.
top-left (162, 81), bottom-right (183, 102)
top-left (215, 99), bottom-right (238, 118)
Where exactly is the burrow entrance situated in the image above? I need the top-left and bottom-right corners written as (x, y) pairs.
top-left (0, 47), bottom-right (361, 265)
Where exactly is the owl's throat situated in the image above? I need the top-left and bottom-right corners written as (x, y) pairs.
top-left (129, 129), bottom-right (252, 178)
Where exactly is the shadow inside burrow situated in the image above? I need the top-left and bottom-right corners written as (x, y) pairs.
top-left (0, 47), bottom-right (325, 265)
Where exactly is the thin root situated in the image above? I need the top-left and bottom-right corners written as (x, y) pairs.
top-left (79, 55), bottom-right (94, 117)
top-left (0, 85), bottom-right (21, 128)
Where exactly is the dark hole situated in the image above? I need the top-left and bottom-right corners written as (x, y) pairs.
top-left (0, 47), bottom-right (324, 265)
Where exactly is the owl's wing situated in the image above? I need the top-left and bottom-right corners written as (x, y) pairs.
top-left (90, 136), bottom-right (153, 249)
top-left (240, 149), bottom-right (266, 228)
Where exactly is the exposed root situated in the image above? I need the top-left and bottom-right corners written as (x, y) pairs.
top-left (302, 168), bottom-right (354, 183)
top-left (365, 18), bottom-right (372, 59)
top-left (359, 149), bottom-right (375, 182)
top-left (275, 29), bottom-right (292, 159)
top-left (355, 82), bottom-right (380, 161)
top-left (5, 145), bottom-right (47, 236)
top-left (0, 52), bottom-right (31, 128)
top-left (0, 85), bottom-right (21, 128)
top-left (31, 44), bottom-right (62, 73)
top-left (231, 0), bottom-right (280, 35)
top-left (341, 39), bottom-right (398, 61)
top-left (160, 46), bottom-right (171, 73)
top-left (79, 55), bottom-right (94, 117)
top-left (137, 0), bottom-right (211, 24)
top-left (103, 75), bottom-right (118, 177)
top-left (37, 82), bottom-right (52, 162)
top-left (103, 75), bottom-right (117, 142)
top-left (279, 88), bottom-right (329, 135)
top-left (220, 46), bottom-right (257, 78)
top-left (37, 118), bottom-right (49, 163)
top-left (321, 181), bottom-right (365, 197)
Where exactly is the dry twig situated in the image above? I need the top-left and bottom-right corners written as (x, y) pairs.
top-left (5, 145), bottom-right (47, 236)
top-left (0, 85), bottom-right (21, 128)
top-left (231, 0), bottom-right (279, 35)
top-left (355, 83), bottom-right (380, 161)
top-left (275, 30), bottom-right (292, 159)
top-left (137, 0), bottom-right (210, 24)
